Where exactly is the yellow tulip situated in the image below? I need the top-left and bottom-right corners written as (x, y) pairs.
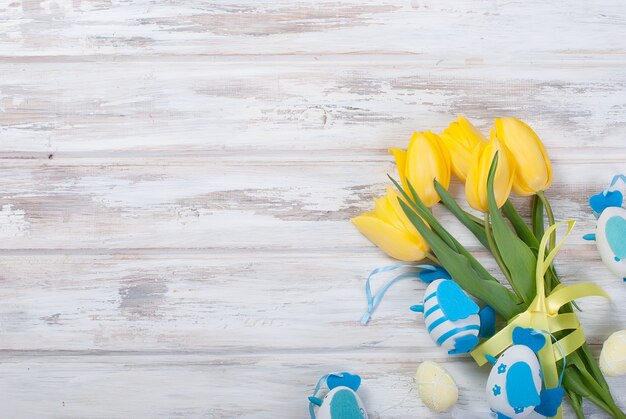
top-left (465, 137), bottom-right (515, 212)
top-left (352, 187), bottom-right (430, 261)
top-left (494, 117), bottom-right (552, 196)
top-left (389, 131), bottom-right (451, 207)
top-left (440, 116), bottom-right (487, 181)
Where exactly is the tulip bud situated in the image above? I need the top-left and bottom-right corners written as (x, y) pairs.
top-left (494, 117), bottom-right (552, 196)
top-left (440, 116), bottom-right (487, 181)
top-left (389, 131), bottom-right (451, 207)
top-left (465, 138), bottom-right (515, 212)
top-left (352, 187), bottom-right (430, 261)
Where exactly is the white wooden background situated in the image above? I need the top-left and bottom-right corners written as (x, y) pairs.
top-left (0, 1), bottom-right (625, 418)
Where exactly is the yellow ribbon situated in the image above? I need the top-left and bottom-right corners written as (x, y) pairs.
top-left (470, 220), bottom-right (610, 418)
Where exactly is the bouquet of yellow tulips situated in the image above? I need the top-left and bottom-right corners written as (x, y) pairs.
top-left (353, 117), bottom-right (625, 418)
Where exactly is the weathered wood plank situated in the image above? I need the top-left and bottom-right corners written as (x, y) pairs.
top-left (0, 61), bottom-right (624, 155)
top-left (0, 158), bottom-right (621, 250)
top-left (1, 352), bottom-right (623, 418)
top-left (0, 0), bottom-right (624, 58)
top-left (1, 252), bottom-right (623, 352)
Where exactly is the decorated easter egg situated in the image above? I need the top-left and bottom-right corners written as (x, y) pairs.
top-left (600, 330), bottom-right (626, 377)
top-left (315, 387), bottom-right (367, 419)
top-left (486, 345), bottom-right (542, 418)
top-left (309, 372), bottom-right (367, 419)
top-left (596, 207), bottom-right (626, 280)
top-left (415, 361), bottom-right (458, 412)
top-left (411, 278), bottom-right (483, 354)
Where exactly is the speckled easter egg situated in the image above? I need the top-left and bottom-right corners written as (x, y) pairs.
top-left (600, 330), bottom-right (626, 377)
top-left (596, 207), bottom-right (626, 279)
top-left (415, 361), bottom-right (458, 412)
top-left (486, 345), bottom-right (542, 418)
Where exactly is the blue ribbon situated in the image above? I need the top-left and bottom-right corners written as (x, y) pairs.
top-left (604, 174), bottom-right (626, 195)
top-left (360, 263), bottom-right (441, 325)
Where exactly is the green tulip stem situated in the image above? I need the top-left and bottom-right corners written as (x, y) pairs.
top-left (537, 191), bottom-right (556, 250)
top-left (425, 251), bottom-right (440, 265)
top-left (483, 212), bottom-right (520, 300)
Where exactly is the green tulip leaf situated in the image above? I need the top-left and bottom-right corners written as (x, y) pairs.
top-left (486, 154), bottom-right (537, 305)
top-left (389, 176), bottom-right (497, 284)
top-left (502, 200), bottom-right (539, 249)
top-left (531, 194), bottom-right (546, 242)
top-left (397, 198), bottom-right (523, 319)
top-left (433, 180), bottom-right (490, 249)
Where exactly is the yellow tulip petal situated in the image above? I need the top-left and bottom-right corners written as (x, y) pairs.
top-left (465, 139), bottom-right (515, 212)
top-left (441, 117), bottom-right (487, 181)
top-left (389, 148), bottom-right (407, 189)
top-left (352, 215), bottom-right (427, 261)
top-left (385, 187), bottom-right (424, 238)
top-left (495, 117), bottom-right (552, 196)
top-left (440, 131), bottom-right (471, 181)
top-left (465, 144), bottom-right (486, 212)
top-left (405, 132), bottom-right (451, 207)
top-left (457, 116), bottom-right (488, 144)
top-left (373, 195), bottom-right (405, 231)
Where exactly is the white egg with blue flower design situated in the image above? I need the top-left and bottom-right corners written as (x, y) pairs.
top-left (485, 327), bottom-right (564, 419)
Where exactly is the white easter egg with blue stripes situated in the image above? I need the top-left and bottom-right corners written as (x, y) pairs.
top-left (422, 279), bottom-right (480, 352)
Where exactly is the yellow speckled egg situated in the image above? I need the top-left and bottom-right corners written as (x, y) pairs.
top-left (600, 330), bottom-right (626, 377)
top-left (415, 361), bottom-right (458, 412)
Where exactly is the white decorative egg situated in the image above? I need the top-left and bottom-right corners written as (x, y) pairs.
top-left (595, 206), bottom-right (626, 279)
top-left (316, 387), bottom-right (368, 419)
top-left (486, 345), bottom-right (542, 418)
top-left (415, 361), bottom-right (458, 412)
top-left (600, 330), bottom-right (626, 377)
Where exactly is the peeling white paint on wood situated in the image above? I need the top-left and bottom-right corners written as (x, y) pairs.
top-left (0, 204), bottom-right (29, 238)
top-left (0, 1), bottom-right (625, 418)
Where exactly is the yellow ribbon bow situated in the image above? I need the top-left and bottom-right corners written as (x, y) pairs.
top-left (470, 220), bottom-right (610, 417)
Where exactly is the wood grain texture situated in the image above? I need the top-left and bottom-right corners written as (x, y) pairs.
top-left (0, 1), bottom-right (625, 418)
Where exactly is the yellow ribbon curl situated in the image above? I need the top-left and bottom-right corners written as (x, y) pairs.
top-left (470, 220), bottom-right (609, 418)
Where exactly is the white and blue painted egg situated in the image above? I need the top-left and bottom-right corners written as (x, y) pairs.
top-left (309, 373), bottom-right (367, 419)
top-left (486, 345), bottom-right (542, 418)
top-left (485, 327), bottom-right (564, 419)
top-left (587, 186), bottom-right (626, 281)
top-left (419, 279), bottom-right (480, 353)
top-left (314, 387), bottom-right (367, 419)
top-left (595, 206), bottom-right (626, 280)
top-left (410, 275), bottom-right (495, 355)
